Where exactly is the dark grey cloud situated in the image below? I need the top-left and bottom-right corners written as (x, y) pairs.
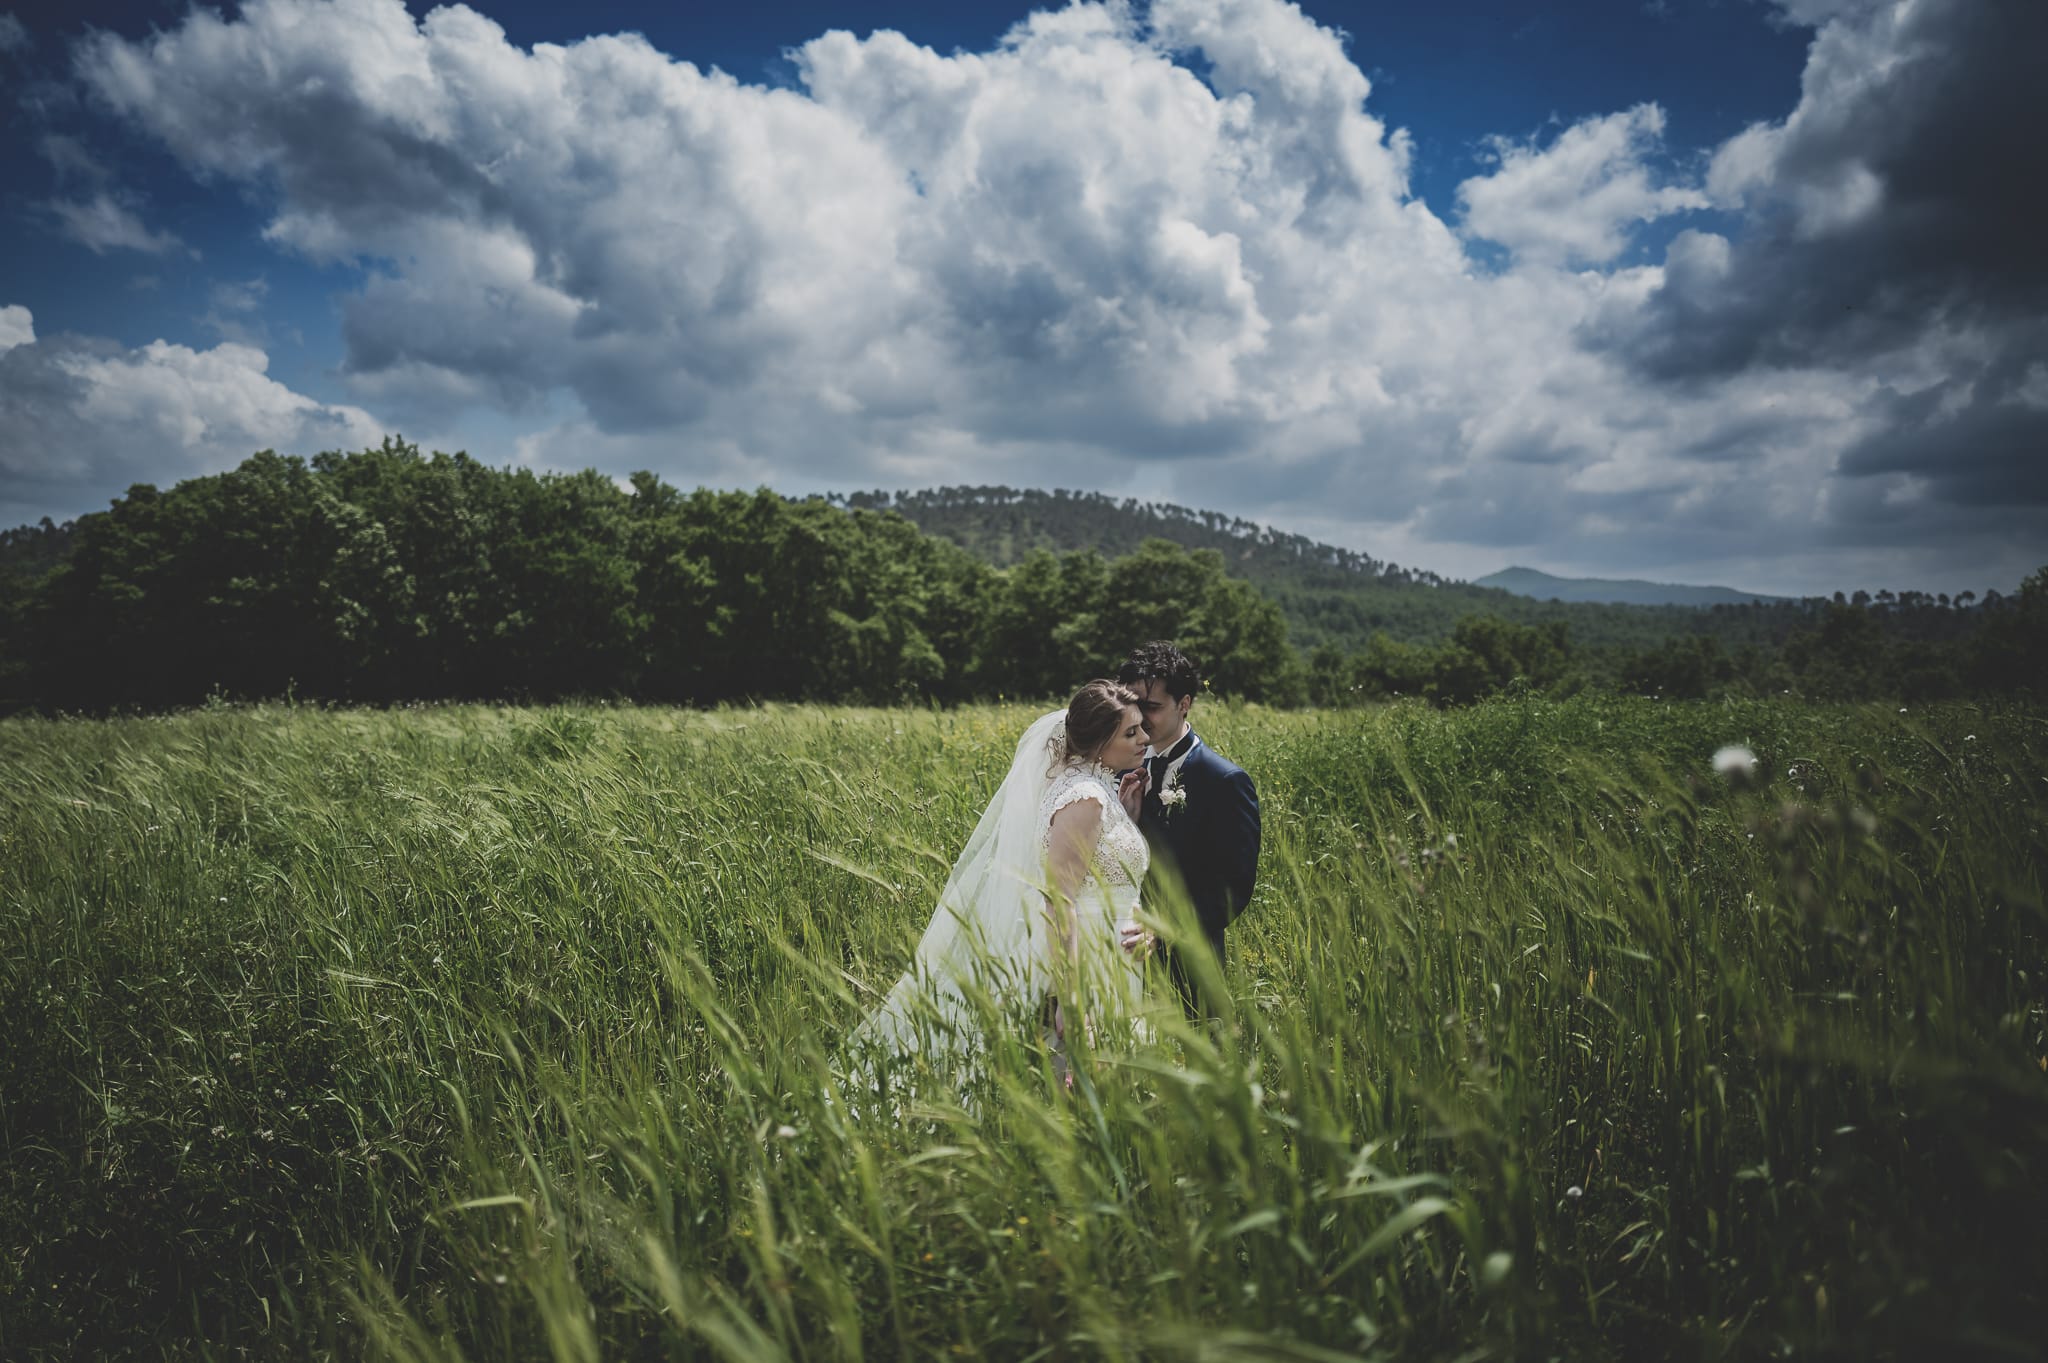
top-left (1623, 0), bottom-right (2048, 379)
top-left (1581, 0), bottom-right (2048, 552)
top-left (1836, 344), bottom-right (2048, 509)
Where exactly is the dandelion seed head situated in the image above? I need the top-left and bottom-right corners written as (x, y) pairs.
top-left (1712, 745), bottom-right (1758, 778)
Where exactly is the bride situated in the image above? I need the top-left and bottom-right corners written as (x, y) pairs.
top-left (852, 680), bottom-right (1154, 1073)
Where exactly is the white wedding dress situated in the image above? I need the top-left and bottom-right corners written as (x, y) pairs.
top-left (1037, 759), bottom-right (1150, 1015)
top-left (851, 709), bottom-right (1150, 1064)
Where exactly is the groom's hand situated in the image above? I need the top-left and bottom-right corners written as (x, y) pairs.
top-left (1117, 767), bottom-right (1146, 820)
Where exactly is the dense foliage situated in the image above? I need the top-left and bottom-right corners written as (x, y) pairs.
top-left (1, 447), bottom-right (2041, 713)
top-left (0, 443), bottom-right (1292, 709)
top-left (3, 698), bottom-right (2042, 1359)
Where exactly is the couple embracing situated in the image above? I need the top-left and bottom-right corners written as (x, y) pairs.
top-left (855, 641), bottom-right (1261, 1071)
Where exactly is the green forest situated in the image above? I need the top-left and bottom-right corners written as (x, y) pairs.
top-left (1, 442), bottom-right (2042, 712)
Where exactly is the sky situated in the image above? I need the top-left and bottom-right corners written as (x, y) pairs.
top-left (0, 0), bottom-right (2041, 598)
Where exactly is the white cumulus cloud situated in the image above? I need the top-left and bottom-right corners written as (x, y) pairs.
top-left (0, 304), bottom-right (33, 352)
top-left (1458, 105), bottom-right (1708, 267)
top-left (0, 305), bottom-right (385, 522)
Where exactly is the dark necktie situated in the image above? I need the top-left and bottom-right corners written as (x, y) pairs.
top-left (1149, 733), bottom-right (1191, 794)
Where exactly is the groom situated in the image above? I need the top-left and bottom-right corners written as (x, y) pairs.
top-left (1115, 641), bottom-right (1261, 1019)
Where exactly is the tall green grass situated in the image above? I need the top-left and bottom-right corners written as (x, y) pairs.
top-left (2, 697), bottom-right (2043, 1359)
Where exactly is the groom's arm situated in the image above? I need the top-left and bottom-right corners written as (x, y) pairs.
top-left (1211, 768), bottom-right (1261, 924)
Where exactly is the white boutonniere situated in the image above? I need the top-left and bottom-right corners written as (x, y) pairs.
top-left (1157, 769), bottom-right (1188, 816)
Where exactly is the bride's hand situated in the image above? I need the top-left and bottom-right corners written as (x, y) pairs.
top-left (1119, 919), bottom-right (1155, 959)
top-left (1117, 767), bottom-right (1146, 819)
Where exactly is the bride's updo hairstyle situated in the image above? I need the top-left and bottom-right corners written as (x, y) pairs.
top-left (1059, 679), bottom-right (1140, 767)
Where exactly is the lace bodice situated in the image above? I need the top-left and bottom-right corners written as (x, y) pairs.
top-left (1039, 763), bottom-right (1150, 890)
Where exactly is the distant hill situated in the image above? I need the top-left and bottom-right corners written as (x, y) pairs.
top-left (839, 485), bottom-right (1445, 585)
top-left (1476, 566), bottom-right (1789, 608)
top-left (833, 486), bottom-right (1828, 655)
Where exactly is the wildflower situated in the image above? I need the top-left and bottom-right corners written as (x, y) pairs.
top-left (1565, 1185), bottom-right (1584, 1200)
top-left (1712, 745), bottom-right (1758, 780)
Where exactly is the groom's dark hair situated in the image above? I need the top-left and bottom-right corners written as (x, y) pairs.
top-left (1117, 640), bottom-right (1201, 700)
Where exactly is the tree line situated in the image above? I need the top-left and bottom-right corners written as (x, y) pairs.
top-left (0, 442), bottom-right (2040, 713)
top-left (0, 442), bottom-right (1293, 711)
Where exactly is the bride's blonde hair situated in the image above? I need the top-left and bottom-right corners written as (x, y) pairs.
top-left (1058, 679), bottom-right (1140, 768)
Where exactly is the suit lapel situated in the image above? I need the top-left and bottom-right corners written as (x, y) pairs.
top-left (1144, 731), bottom-right (1202, 852)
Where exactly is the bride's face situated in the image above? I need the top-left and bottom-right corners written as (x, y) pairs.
top-left (1097, 704), bottom-right (1149, 772)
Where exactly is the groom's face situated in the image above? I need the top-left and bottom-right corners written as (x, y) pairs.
top-left (1130, 679), bottom-right (1192, 749)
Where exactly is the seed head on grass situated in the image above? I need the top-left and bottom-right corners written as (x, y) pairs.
top-left (1712, 745), bottom-right (1758, 779)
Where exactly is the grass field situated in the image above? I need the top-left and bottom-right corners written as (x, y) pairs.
top-left (3, 697), bottom-right (2044, 1360)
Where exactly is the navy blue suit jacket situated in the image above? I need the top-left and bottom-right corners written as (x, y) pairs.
top-left (1138, 733), bottom-right (1261, 965)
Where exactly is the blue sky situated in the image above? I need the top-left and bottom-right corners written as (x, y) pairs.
top-left (1, 0), bottom-right (2040, 596)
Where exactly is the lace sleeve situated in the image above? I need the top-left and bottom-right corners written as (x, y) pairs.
top-left (1047, 783), bottom-right (1109, 818)
top-left (1040, 770), bottom-right (1109, 846)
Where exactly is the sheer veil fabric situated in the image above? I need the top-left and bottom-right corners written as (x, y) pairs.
top-left (850, 708), bottom-right (1070, 1059)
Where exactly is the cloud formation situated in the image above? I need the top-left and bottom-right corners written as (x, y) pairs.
top-left (37, 0), bottom-right (2047, 593)
top-left (47, 190), bottom-right (189, 256)
top-left (1593, 0), bottom-right (2048, 581)
top-left (0, 304), bottom-right (32, 352)
top-left (1628, 0), bottom-right (2048, 378)
top-left (1457, 104), bottom-right (1706, 267)
top-left (0, 305), bottom-right (383, 523)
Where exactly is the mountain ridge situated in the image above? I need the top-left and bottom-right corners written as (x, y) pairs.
top-left (1475, 566), bottom-right (1789, 608)
top-left (831, 485), bottom-right (1827, 655)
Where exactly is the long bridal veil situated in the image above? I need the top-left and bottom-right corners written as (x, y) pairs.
top-left (850, 707), bottom-right (1066, 1059)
